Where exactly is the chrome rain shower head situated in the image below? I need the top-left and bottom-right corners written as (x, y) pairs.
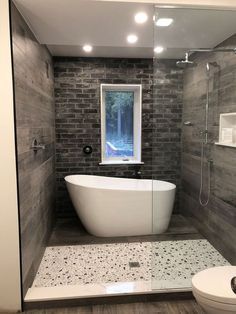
top-left (176, 52), bottom-right (197, 69)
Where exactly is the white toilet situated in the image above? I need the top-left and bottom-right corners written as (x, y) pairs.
top-left (192, 266), bottom-right (236, 314)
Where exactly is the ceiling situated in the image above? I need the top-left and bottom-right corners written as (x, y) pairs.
top-left (13, 0), bottom-right (236, 59)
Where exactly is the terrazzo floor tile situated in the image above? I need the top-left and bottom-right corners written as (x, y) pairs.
top-left (32, 239), bottom-right (229, 289)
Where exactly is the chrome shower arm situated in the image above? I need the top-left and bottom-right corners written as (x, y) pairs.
top-left (188, 48), bottom-right (236, 54)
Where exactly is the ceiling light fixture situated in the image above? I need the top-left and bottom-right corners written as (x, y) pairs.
top-left (154, 46), bottom-right (164, 54)
top-left (127, 34), bottom-right (138, 44)
top-left (83, 44), bottom-right (93, 53)
top-left (155, 18), bottom-right (173, 27)
top-left (135, 12), bottom-right (148, 24)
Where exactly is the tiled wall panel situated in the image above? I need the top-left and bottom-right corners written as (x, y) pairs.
top-left (181, 35), bottom-right (236, 264)
top-left (11, 3), bottom-right (55, 296)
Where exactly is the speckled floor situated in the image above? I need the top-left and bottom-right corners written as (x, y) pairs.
top-left (32, 239), bottom-right (229, 289)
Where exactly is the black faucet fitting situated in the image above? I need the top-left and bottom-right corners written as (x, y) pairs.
top-left (133, 166), bottom-right (142, 179)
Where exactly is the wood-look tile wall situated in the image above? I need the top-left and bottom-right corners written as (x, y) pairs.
top-left (181, 35), bottom-right (236, 264)
top-left (11, 3), bottom-right (55, 296)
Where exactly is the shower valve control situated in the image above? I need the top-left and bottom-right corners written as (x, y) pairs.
top-left (184, 121), bottom-right (192, 126)
top-left (31, 138), bottom-right (45, 152)
top-left (83, 145), bottom-right (93, 155)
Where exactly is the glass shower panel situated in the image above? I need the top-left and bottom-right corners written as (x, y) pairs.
top-left (151, 8), bottom-right (187, 289)
top-left (151, 5), bottom-right (236, 292)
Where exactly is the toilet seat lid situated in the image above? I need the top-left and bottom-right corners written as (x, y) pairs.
top-left (192, 266), bottom-right (236, 305)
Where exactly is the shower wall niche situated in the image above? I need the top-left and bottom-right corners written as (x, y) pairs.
top-left (216, 112), bottom-right (236, 147)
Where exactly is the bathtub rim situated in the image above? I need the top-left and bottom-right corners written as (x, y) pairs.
top-left (64, 174), bottom-right (176, 192)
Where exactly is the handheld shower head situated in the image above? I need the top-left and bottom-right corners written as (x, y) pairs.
top-left (206, 61), bottom-right (219, 76)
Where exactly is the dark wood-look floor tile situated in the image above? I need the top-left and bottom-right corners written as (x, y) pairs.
top-left (48, 214), bottom-right (202, 246)
top-left (23, 300), bottom-right (205, 314)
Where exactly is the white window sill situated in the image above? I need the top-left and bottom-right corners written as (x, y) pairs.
top-left (99, 161), bottom-right (144, 166)
top-left (215, 142), bottom-right (236, 148)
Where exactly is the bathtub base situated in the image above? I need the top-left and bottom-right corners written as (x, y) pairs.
top-left (84, 217), bottom-right (172, 237)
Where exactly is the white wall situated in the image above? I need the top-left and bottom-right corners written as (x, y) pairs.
top-left (157, 0), bottom-right (236, 6)
top-left (0, 0), bottom-right (22, 312)
top-left (101, 0), bottom-right (236, 9)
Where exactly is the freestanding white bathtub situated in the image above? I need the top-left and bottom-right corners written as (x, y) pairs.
top-left (65, 175), bottom-right (176, 237)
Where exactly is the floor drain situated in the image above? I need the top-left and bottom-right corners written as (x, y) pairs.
top-left (129, 262), bottom-right (140, 268)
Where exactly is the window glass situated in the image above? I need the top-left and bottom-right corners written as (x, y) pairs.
top-left (105, 91), bottom-right (134, 158)
top-left (101, 84), bottom-right (142, 164)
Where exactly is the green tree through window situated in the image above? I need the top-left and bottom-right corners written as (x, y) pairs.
top-left (105, 91), bottom-right (134, 157)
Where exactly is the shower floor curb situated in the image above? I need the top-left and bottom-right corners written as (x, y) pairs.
top-left (24, 280), bottom-right (193, 310)
top-left (25, 280), bottom-right (192, 302)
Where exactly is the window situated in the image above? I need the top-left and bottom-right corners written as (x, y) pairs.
top-left (100, 84), bottom-right (142, 164)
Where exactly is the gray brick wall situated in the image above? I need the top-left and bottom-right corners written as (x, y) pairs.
top-left (54, 57), bottom-right (183, 217)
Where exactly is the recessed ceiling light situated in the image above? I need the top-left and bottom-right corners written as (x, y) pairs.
top-left (155, 18), bottom-right (173, 27)
top-left (135, 12), bottom-right (148, 24)
top-left (83, 44), bottom-right (93, 53)
top-left (127, 34), bottom-right (138, 44)
top-left (154, 46), bottom-right (164, 54)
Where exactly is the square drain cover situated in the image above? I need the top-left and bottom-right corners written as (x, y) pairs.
top-left (129, 262), bottom-right (140, 268)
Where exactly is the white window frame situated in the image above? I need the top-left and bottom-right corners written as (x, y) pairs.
top-left (100, 84), bottom-right (143, 165)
